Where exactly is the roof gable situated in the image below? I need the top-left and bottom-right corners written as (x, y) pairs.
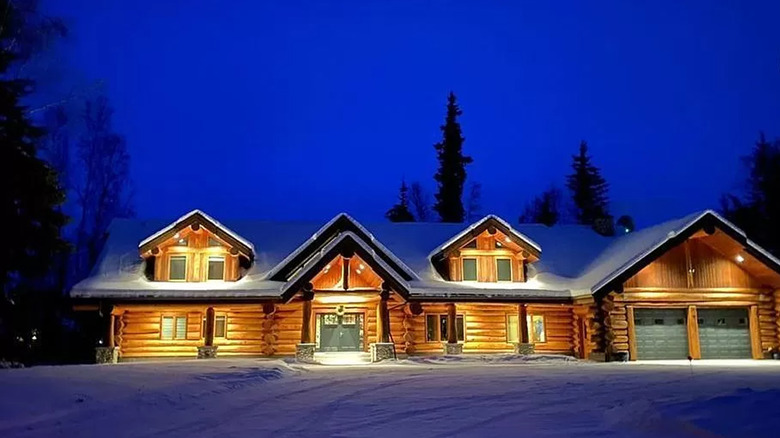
top-left (138, 209), bottom-right (254, 259)
top-left (430, 215), bottom-right (542, 262)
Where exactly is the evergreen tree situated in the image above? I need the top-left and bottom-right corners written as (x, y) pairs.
top-left (566, 140), bottom-right (610, 226)
top-left (1, 2), bottom-right (68, 294)
top-left (519, 187), bottom-right (561, 226)
top-left (385, 179), bottom-right (415, 222)
top-left (433, 92), bottom-right (472, 222)
top-left (722, 133), bottom-right (780, 254)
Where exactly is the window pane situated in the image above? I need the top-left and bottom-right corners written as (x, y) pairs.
top-left (208, 256), bottom-right (225, 280)
top-left (507, 314), bottom-right (519, 343)
top-left (496, 259), bottom-right (512, 281)
top-left (456, 315), bottom-right (465, 342)
top-left (526, 315), bottom-right (545, 343)
top-left (169, 256), bottom-right (186, 280)
top-left (175, 316), bottom-right (187, 340)
top-left (440, 315), bottom-right (449, 341)
top-left (426, 315), bottom-right (438, 341)
top-left (161, 316), bottom-right (174, 340)
top-left (215, 316), bottom-right (226, 338)
top-left (462, 258), bottom-right (477, 281)
top-left (208, 237), bottom-right (223, 247)
top-left (463, 239), bottom-right (477, 249)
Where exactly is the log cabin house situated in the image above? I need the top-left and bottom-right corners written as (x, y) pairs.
top-left (70, 209), bottom-right (780, 363)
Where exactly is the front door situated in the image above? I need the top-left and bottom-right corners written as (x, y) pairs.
top-left (317, 313), bottom-right (363, 352)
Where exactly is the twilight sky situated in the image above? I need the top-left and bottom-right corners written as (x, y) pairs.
top-left (43, 1), bottom-right (780, 227)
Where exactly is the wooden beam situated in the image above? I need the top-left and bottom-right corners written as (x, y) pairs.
top-left (342, 257), bottom-right (351, 291)
top-left (108, 313), bottom-right (116, 349)
top-left (204, 307), bottom-right (216, 347)
top-left (626, 306), bottom-right (637, 361)
top-left (749, 305), bottom-right (762, 359)
top-left (687, 306), bottom-right (701, 359)
top-left (377, 289), bottom-right (390, 343)
top-left (300, 286), bottom-right (315, 344)
top-left (518, 304), bottom-right (529, 344)
top-left (446, 303), bottom-right (457, 344)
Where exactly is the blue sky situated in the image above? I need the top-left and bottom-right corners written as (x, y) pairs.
top-left (43, 1), bottom-right (780, 226)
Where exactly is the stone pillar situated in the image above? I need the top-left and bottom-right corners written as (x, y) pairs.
top-left (443, 302), bottom-right (463, 354)
top-left (96, 311), bottom-right (119, 364)
top-left (370, 343), bottom-right (395, 362)
top-left (296, 284), bottom-right (316, 362)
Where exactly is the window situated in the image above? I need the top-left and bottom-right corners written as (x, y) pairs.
top-left (426, 314), bottom-right (465, 342)
top-left (208, 237), bottom-right (223, 247)
top-left (527, 315), bottom-right (546, 343)
top-left (462, 258), bottom-right (477, 281)
top-left (202, 315), bottom-right (227, 338)
top-left (496, 258), bottom-right (512, 282)
top-left (507, 314), bottom-right (546, 343)
top-left (161, 316), bottom-right (187, 340)
top-left (463, 239), bottom-right (477, 249)
top-left (169, 255), bottom-right (187, 281)
top-left (207, 256), bottom-right (225, 280)
top-left (507, 314), bottom-right (519, 343)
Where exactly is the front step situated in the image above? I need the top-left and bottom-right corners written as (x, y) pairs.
top-left (314, 352), bottom-right (372, 365)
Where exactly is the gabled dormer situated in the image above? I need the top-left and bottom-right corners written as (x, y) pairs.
top-left (431, 215), bottom-right (541, 283)
top-left (138, 210), bottom-right (254, 282)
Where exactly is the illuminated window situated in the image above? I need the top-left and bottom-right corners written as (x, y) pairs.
top-left (526, 314), bottom-right (546, 343)
top-left (161, 316), bottom-right (187, 340)
top-left (426, 314), bottom-right (465, 342)
top-left (506, 314), bottom-right (519, 343)
top-left (203, 315), bottom-right (227, 338)
top-left (169, 255), bottom-right (187, 281)
top-left (462, 258), bottom-right (477, 281)
top-left (207, 256), bottom-right (225, 280)
top-left (496, 258), bottom-right (512, 281)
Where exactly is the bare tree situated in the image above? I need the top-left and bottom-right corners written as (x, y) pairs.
top-left (409, 181), bottom-right (432, 222)
top-left (73, 96), bottom-right (133, 278)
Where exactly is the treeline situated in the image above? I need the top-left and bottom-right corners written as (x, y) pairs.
top-left (2, 1), bottom-right (132, 365)
top-left (385, 92), bottom-right (634, 236)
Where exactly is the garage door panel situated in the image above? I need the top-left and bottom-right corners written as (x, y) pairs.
top-left (634, 309), bottom-right (689, 360)
top-left (698, 308), bottom-right (751, 359)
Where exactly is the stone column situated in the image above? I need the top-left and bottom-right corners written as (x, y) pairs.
top-left (515, 304), bottom-right (534, 355)
top-left (198, 306), bottom-right (218, 359)
top-left (443, 302), bottom-right (463, 354)
top-left (296, 284), bottom-right (316, 362)
top-left (96, 310), bottom-right (119, 364)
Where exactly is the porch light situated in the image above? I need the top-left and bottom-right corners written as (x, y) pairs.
top-left (359, 263), bottom-right (365, 270)
top-left (735, 254), bottom-right (745, 263)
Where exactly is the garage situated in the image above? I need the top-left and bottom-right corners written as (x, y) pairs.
top-left (634, 308), bottom-right (689, 360)
top-left (698, 308), bottom-right (751, 359)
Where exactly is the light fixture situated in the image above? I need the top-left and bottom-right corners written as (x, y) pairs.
top-left (174, 232), bottom-right (180, 239)
top-left (735, 254), bottom-right (745, 263)
top-left (178, 238), bottom-right (186, 245)
top-left (504, 237), bottom-right (511, 242)
top-left (359, 263), bottom-right (365, 270)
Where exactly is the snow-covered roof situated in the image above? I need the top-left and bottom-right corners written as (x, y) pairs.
top-left (138, 209), bottom-right (256, 254)
top-left (70, 209), bottom-right (775, 301)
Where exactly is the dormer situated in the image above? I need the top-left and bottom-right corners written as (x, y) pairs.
top-left (431, 215), bottom-right (541, 283)
top-left (138, 210), bottom-right (254, 282)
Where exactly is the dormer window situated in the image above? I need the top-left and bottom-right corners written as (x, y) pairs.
top-left (207, 256), bottom-right (225, 280)
top-left (496, 258), bottom-right (512, 282)
top-left (208, 237), bottom-right (223, 247)
top-left (169, 255), bottom-right (187, 281)
top-left (462, 258), bottom-right (477, 281)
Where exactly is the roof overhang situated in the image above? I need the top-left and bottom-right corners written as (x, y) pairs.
top-left (430, 214), bottom-right (542, 262)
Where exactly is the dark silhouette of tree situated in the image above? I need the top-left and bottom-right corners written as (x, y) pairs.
top-left (386, 179), bottom-right (415, 222)
top-left (566, 140), bottom-right (610, 226)
top-left (519, 187), bottom-right (561, 226)
top-left (465, 182), bottom-right (482, 222)
top-left (722, 133), bottom-right (780, 254)
top-left (73, 96), bottom-right (133, 279)
top-left (409, 181), bottom-right (432, 222)
top-left (616, 215), bottom-right (635, 234)
top-left (433, 92), bottom-right (472, 222)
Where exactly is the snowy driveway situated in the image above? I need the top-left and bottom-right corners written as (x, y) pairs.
top-left (1, 357), bottom-right (780, 437)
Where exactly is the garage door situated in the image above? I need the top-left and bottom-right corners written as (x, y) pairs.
top-left (698, 308), bottom-right (751, 359)
top-left (634, 309), bottom-right (689, 360)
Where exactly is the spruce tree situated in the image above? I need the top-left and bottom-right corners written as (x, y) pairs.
top-left (1, 3), bottom-right (68, 293)
top-left (566, 141), bottom-right (610, 226)
top-left (385, 179), bottom-right (415, 222)
top-left (433, 92), bottom-right (472, 222)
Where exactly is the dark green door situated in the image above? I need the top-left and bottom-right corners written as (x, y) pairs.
top-left (698, 308), bottom-right (751, 359)
top-left (634, 309), bottom-right (689, 360)
top-left (317, 313), bottom-right (363, 352)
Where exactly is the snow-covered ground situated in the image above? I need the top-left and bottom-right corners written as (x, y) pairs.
top-left (2, 356), bottom-right (780, 437)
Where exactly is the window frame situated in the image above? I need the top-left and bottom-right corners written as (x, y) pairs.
top-left (206, 255), bottom-right (226, 281)
top-left (168, 254), bottom-right (188, 281)
top-left (202, 314), bottom-right (228, 339)
top-left (461, 258), bottom-right (478, 282)
top-left (496, 257), bottom-right (512, 282)
top-left (161, 315), bottom-right (188, 340)
top-left (506, 313), bottom-right (547, 344)
top-left (425, 313), bottom-right (465, 343)
top-left (506, 314), bottom-right (519, 343)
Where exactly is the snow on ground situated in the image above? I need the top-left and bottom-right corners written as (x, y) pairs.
top-left (1, 357), bottom-right (780, 437)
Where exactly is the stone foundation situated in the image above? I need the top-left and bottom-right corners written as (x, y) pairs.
top-left (370, 343), bottom-right (395, 362)
top-left (588, 352), bottom-right (607, 362)
top-left (515, 342), bottom-right (535, 355)
top-left (443, 343), bottom-right (463, 355)
top-left (197, 345), bottom-right (218, 359)
top-left (296, 343), bottom-right (317, 363)
top-left (95, 347), bottom-right (119, 364)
